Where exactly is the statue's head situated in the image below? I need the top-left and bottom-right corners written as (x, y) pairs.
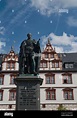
top-left (27, 33), bottom-right (32, 39)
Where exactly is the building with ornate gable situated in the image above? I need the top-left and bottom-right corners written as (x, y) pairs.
top-left (40, 39), bottom-right (77, 110)
top-left (0, 47), bottom-right (18, 110)
top-left (0, 40), bottom-right (77, 110)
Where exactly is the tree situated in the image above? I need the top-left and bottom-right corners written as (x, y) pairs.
top-left (57, 104), bottom-right (67, 110)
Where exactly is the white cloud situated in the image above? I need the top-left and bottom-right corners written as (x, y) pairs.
top-left (31, 0), bottom-right (59, 16)
top-left (30, 0), bottom-right (77, 16)
top-left (54, 46), bottom-right (64, 53)
top-left (67, 17), bottom-right (77, 27)
top-left (0, 42), bottom-right (6, 48)
top-left (70, 42), bottom-right (77, 53)
top-left (0, 41), bottom-right (6, 53)
top-left (0, 27), bottom-right (5, 35)
top-left (7, 0), bottom-right (26, 7)
top-left (0, 38), bottom-right (6, 53)
top-left (41, 32), bottom-right (77, 53)
top-left (59, 0), bottom-right (77, 8)
top-left (48, 32), bottom-right (76, 46)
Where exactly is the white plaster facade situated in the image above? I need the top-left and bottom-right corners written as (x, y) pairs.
top-left (0, 49), bottom-right (18, 110)
top-left (0, 41), bottom-right (77, 110)
top-left (40, 72), bottom-right (77, 110)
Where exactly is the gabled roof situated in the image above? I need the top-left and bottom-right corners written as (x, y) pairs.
top-left (58, 53), bottom-right (77, 62)
top-left (58, 53), bottom-right (77, 71)
top-left (0, 51), bottom-right (77, 71)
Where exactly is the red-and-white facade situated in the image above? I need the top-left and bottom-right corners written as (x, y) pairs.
top-left (0, 48), bottom-right (19, 110)
top-left (0, 40), bottom-right (77, 110)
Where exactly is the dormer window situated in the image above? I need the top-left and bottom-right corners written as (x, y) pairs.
top-left (65, 63), bottom-right (73, 69)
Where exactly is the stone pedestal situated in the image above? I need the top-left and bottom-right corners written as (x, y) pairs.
top-left (14, 75), bottom-right (43, 110)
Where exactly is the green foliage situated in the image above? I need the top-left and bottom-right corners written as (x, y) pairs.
top-left (57, 104), bottom-right (67, 110)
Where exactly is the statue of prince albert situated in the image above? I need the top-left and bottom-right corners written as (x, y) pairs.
top-left (19, 33), bottom-right (41, 75)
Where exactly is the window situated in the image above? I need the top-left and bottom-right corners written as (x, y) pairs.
top-left (11, 63), bottom-right (15, 69)
top-left (46, 91), bottom-right (51, 99)
top-left (46, 89), bottom-right (56, 100)
top-left (52, 62), bottom-right (59, 68)
top-left (7, 63), bottom-right (10, 69)
top-left (63, 89), bottom-right (74, 100)
top-left (10, 75), bottom-right (16, 84)
top-left (40, 62), bottom-right (47, 68)
top-left (7, 63), bottom-right (15, 70)
top-left (69, 64), bottom-right (73, 68)
top-left (0, 90), bottom-right (3, 101)
top-left (52, 63), bottom-right (55, 68)
top-left (55, 62), bottom-right (59, 68)
top-left (0, 75), bottom-right (4, 85)
top-left (62, 74), bottom-right (72, 84)
top-left (68, 76), bottom-right (72, 84)
top-left (43, 63), bottom-right (47, 67)
top-left (65, 63), bottom-right (73, 69)
top-left (46, 77), bottom-right (50, 84)
top-left (8, 105), bottom-right (12, 109)
top-left (45, 54), bottom-right (49, 58)
top-left (42, 104), bottom-right (46, 108)
top-left (50, 54), bottom-right (54, 58)
top-left (0, 78), bottom-right (3, 85)
top-left (40, 63), bottom-right (42, 68)
top-left (46, 75), bottom-right (55, 84)
top-left (9, 89), bottom-right (16, 101)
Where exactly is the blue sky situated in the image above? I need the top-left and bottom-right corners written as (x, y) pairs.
top-left (0, 0), bottom-right (77, 54)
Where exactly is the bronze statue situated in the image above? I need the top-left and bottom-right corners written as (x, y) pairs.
top-left (19, 33), bottom-right (41, 75)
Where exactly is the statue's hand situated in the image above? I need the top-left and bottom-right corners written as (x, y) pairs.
top-left (37, 39), bottom-right (40, 43)
top-left (37, 39), bottom-right (40, 44)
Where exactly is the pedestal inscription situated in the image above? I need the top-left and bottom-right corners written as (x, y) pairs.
top-left (19, 85), bottom-right (37, 109)
top-left (14, 75), bottom-right (43, 110)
